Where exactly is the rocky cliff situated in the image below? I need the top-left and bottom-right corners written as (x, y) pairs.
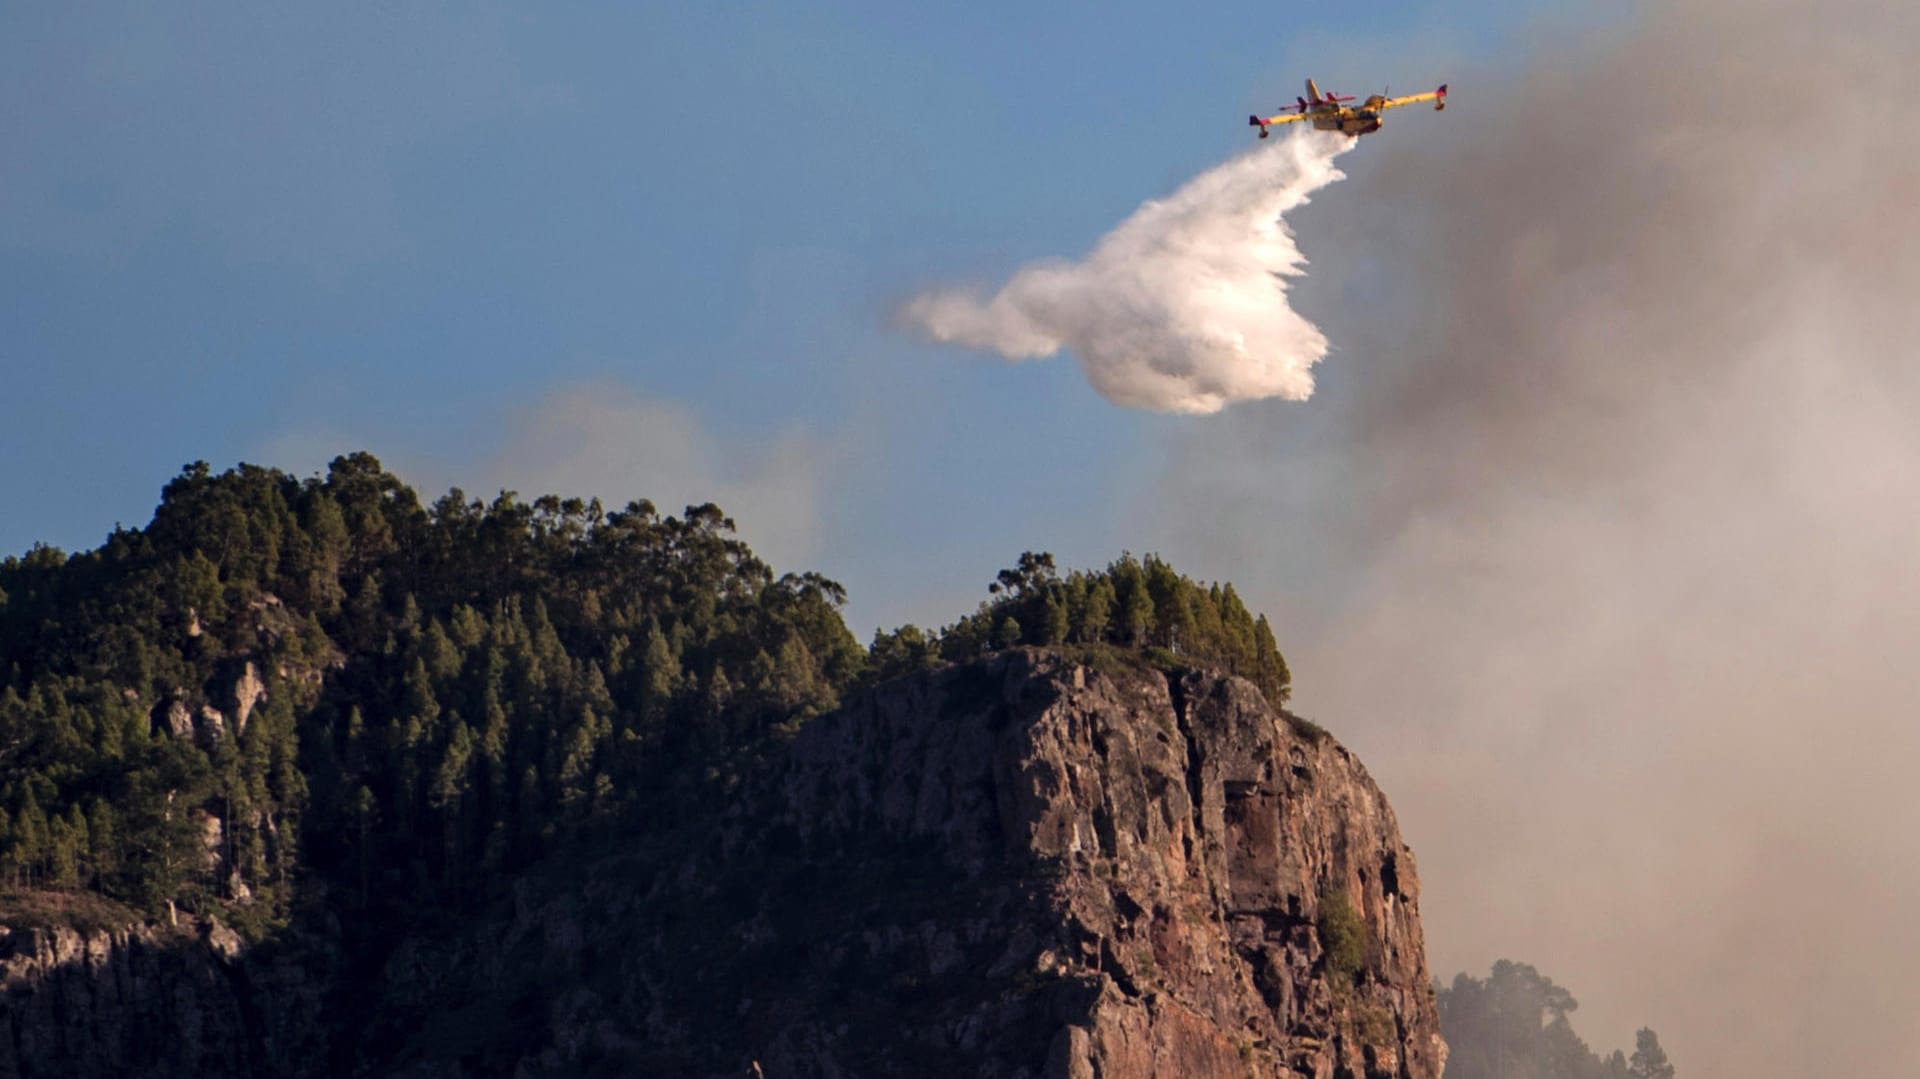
top-left (780, 648), bottom-right (1445, 1078)
top-left (361, 648), bottom-right (1444, 1077)
top-left (0, 906), bottom-right (325, 1079)
top-left (0, 648), bottom-right (1443, 1078)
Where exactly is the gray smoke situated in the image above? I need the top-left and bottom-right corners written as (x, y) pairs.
top-left (1146, 2), bottom-right (1920, 1075)
top-left (902, 130), bottom-right (1353, 413)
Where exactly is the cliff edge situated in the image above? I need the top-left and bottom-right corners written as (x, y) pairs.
top-left (364, 648), bottom-right (1444, 1077)
top-left (773, 647), bottom-right (1443, 1078)
top-left (1, 648), bottom-right (1443, 1078)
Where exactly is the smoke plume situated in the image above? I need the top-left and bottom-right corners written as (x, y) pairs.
top-left (902, 130), bottom-right (1353, 414)
top-left (1144, 2), bottom-right (1920, 1075)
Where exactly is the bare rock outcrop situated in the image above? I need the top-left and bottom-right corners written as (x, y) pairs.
top-left (759, 649), bottom-right (1445, 1079)
top-left (231, 661), bottom-right (266, 736)
top-left (0, 921), bottom-right (250, 1078)
top-left (0, 906), bottom-right (328, 1079)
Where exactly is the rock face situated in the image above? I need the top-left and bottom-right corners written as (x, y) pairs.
top-left (365, 649), bottom-right (1444, 1077)
top-left (0, 649), bottom-right (1443, 1078)
top-left (0, 922), bottom-right (253, 1077)
top-left (231, 661), bottom-right (266, 736)
top-left (759, 649), bottom-right (1445, 1079)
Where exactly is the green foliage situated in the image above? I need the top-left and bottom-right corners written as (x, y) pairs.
top-left (0, 455), bottom-right (861, 933)
top-left (1317, 887), bottom-right (1367, 987)
top-left (876, 551), bottom-right (1293, 707)
top-left (0, 460), bottom-right (1299, 964)
top-left (866, 624), bottom-right (941, 684)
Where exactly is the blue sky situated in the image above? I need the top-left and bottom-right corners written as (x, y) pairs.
top-left (2, 1), bottom-right (1544, 633)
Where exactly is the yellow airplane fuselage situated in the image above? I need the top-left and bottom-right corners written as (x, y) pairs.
top-left (1311, 93), bottom-right (1393, 135)
top-left (1310, 110), bottom-right (1385, 136)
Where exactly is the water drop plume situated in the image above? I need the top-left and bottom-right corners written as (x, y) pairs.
top-left (902, 130), bottom-right (1354, 414)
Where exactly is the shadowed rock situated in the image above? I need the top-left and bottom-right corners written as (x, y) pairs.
top-left (0, 649), bottom-right (1443, 1079)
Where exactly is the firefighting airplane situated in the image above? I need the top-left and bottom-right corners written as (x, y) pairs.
top-left (1250, 78), bottom-right (1448, 138)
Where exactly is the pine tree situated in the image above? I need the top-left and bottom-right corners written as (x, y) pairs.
top-left (430, 719), bottom-right (475, 872)
top-left (13, 789), bottom-right (49, 888)
top-left (478, 691), bottom-right (510, 812)
top-left (51, 805), bottom-right (89, 890)
top-left (1078, 579), bottom-right (1115, 643)
top-left (643, 625), bottom-right (683, 718)
top-left (299, 490), bottom-right (349, 613)
top-left (1628, 1028), bottom-right (1674, 1079)
top-left (1108, 557), bottom-right (1155, 645)
top-left (1253, 614), bottom-right (1292, 704)
top-left (1039, 591), bottom-right (1070, 646)
top-left (705, 663), bottom-right (734, 715)
top-left (347, 785), bottom-right (377, 906)
top-left (556, 714), bottom-right (598, 822)
top-left (88, 800), bottom-right (119, 891)
top-left (342, 706), bottom-right (369, 773)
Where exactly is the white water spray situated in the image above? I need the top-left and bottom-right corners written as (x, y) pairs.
top-left (902, 130), bottom-right (1354, 414)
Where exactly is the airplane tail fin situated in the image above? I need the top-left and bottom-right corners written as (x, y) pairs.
top-left (1305, 78), bottom-right (1323, 104)
top-left (1249, 114), bottom-right (1270, 138)
top-left (1435, 84), bottom-right (1448, 110)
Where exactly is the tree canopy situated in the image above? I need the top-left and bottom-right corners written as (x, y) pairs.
top-left (0, 460), bottom-right (1296, 941)
top-left (0, 455), bottom-right (859, 931)
top-left (869, 550), bottom-right (1292, 707)
top-left (1438, 960), bottom-right (1676, 1079)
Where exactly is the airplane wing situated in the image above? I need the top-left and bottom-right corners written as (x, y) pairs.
top-left (1377, 84), bottom-right (1448, 112)
top-left (1249, 110), bottom-right (1312, 138)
